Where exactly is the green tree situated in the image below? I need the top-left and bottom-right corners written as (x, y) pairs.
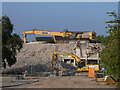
top-left (100, 11), bottom-right (120, 87)
top-left (1, 15), bottom-right (23, 68)
top-left (95, 35), bottom-right (105, 44)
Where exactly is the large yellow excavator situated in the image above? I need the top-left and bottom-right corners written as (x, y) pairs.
top-left (51, 50), bottom-right (100, 76)
top-left (23, 29), bottom-right (96, 43)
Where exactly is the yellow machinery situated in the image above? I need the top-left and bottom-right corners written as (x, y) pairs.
top-left (94, 73), bottom-right (116, 84)
top-left (23, 29), bottom-right (96, 43)
top-left (95, 72), bottom-right (106, 82)
top-left (51, 50), bottom-right (99, 76)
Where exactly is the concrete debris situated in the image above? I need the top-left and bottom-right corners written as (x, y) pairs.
top-left (75, 40), bottom-right (104, 61)
top-left (54, 59), bottom-right (77, 76)
top-left (2, 43), bottom-right (76, 73)
top-left (2, 40), bottom-right (104, 74)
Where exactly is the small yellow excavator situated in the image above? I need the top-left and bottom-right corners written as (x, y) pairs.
top-left (51, 50), bottom-right (100, 76)
top-left (23, 29), bottom-right (96, 43)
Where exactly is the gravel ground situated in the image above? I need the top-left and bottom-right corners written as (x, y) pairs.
top-left (2, 76), bottom-right (115, 88)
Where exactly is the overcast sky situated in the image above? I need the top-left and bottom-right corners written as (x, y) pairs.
top-left (2, 2), bottom-right (118, 41)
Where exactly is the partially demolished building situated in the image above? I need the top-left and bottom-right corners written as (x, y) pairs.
top-left (75, 40), bottom-right (104, 65)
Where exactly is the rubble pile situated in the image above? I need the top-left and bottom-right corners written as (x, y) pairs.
top-left (2, 43), bottom-right (75, 73)
top-left (2, 41), bottom-right (104, 74)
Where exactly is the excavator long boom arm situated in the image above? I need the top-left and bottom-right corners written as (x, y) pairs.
top-left (23, 29), bottom-right (96, 43)
top-left (23, 29), bottom-right (72, 43)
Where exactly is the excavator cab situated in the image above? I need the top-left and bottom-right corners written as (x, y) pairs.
top-left (77, 61), bottom-right (85, 69)
top-left (77, 60), bottom-right (89, 71)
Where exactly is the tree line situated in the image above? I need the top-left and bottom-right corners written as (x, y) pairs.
top-left (95, 11), bottom-right (120, 87)
top-left (1, 15), bottom-right (23, 68)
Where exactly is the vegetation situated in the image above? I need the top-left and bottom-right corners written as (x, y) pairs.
top-left (100, 11), bottom-right (120, 87)
top-left (95, 35), bottom-right (105, 44)
top-left (1, 15), bottom-right (23, 68)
